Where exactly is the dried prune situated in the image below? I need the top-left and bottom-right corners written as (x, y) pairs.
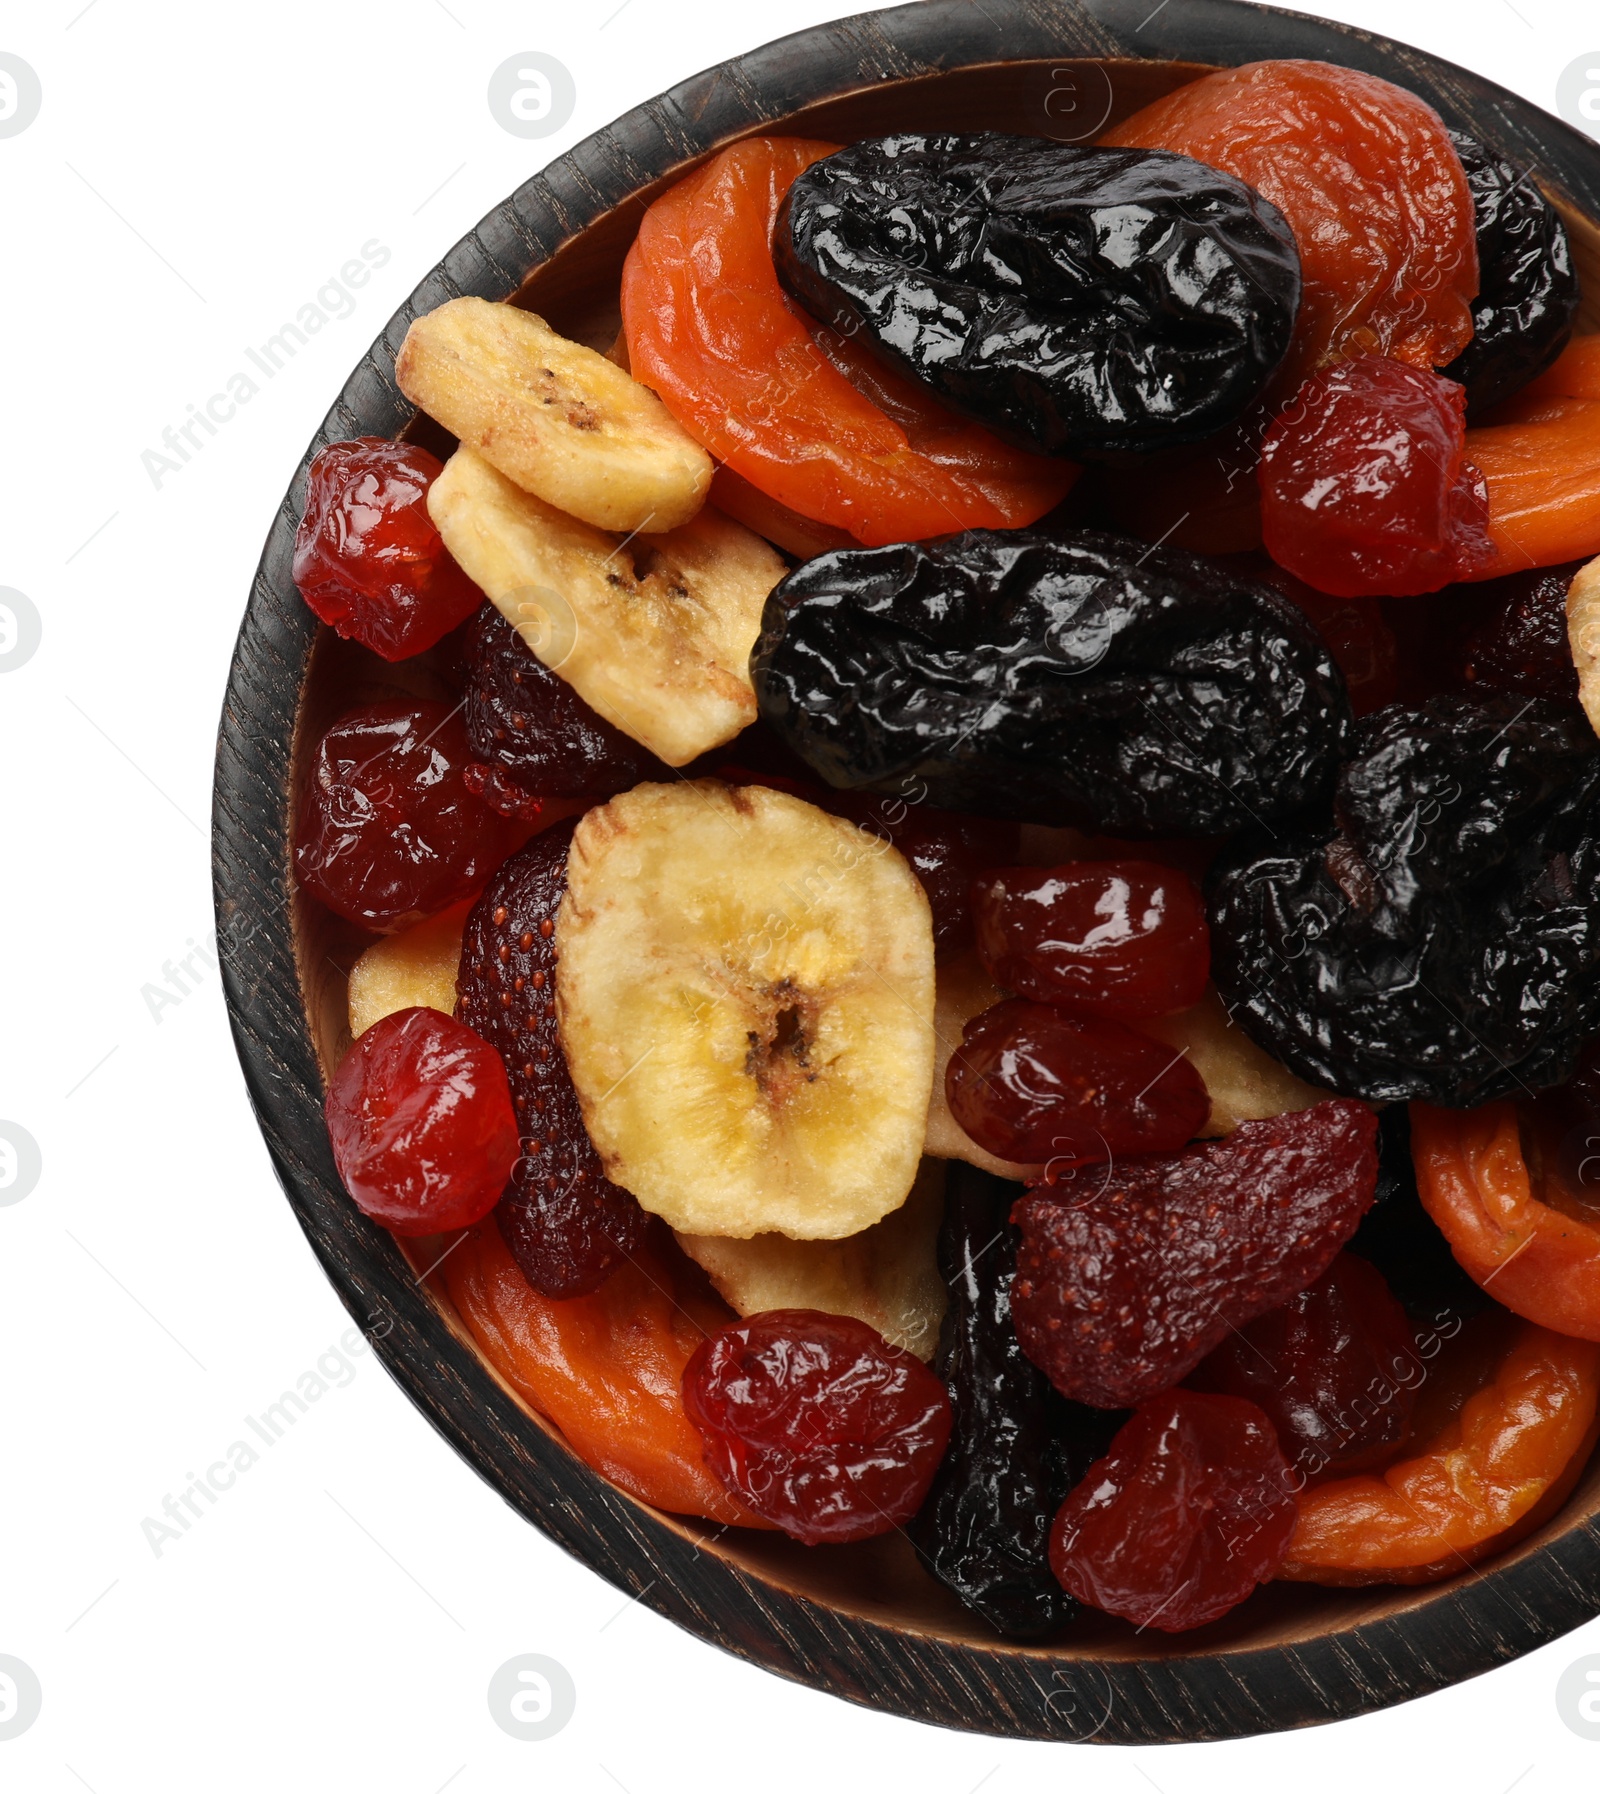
top-left (911, 1162), bottom-right (1074, 1638)
top-left (775, 134), bottom-right (1300, 459)
top-left (1048, 1390), bottom-right (1296, 1631)
top-left (456, 821), bottom-right (650, 1296)
top-left (1208, 692), bottom-right (1600, 1103)
top-left (462, 603), bottom-right (662, 803)
top-left (1458, 560), bottom-right (1586, 706)
top-left (1189, 1252), bottom-right (1418, 1481)
top-left (750, 529), bottom-right (1351, 835)
top-left (1441, 131), bottom-right (1579, 418)
top-left (1011, 1100), bottom-right (1378, 1408)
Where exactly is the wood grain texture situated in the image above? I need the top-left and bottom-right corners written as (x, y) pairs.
top-left (213, 0), bottom-right (1600, 1744)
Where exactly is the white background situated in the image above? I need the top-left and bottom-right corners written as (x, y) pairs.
top-left (3, 0), bottom-right (1600, 1788)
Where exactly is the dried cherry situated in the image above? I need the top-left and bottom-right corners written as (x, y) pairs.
top-left (1011, 1099), bottom-right (1378, 1408)
top-left (1259, 357), bottom-right (1494, 598)
top-left (971, 860), bottom-right (1209, 1018)
top-left (293, 438), bottom-right (481, 660)
top-left (1049, 1390), bottom-right (1296, 1631)
top-left (751, 529), bottom-right (1351, 834)
top-left (294, 700), bottom-right (518, 931)
top-left (682, 1309), bottom-right (953, 1544)
top-left (1190, 1252), bottom-right (1417, 1481)
top-left (456, 820), bottom-right (650, 1297)
top-left (324, 1007), bottom-right (519, 1236)
top-left (1208, 692), bottom-right (1600, 1103)
top-left (776, 134), bottom-right (1300, 458)
top-left (911, 1162), bottom-right (1074, 1637)
top-left (945, 998), bottom-right (1210, 1166)
top-left (1440, 130), bottom-right (1579, 418)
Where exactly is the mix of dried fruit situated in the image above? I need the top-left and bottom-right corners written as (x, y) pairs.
top-left (292, 58), bottom-right (1600, 1639)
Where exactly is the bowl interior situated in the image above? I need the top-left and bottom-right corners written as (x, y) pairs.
top-left (289, 54), bottom-right (1600, 1668)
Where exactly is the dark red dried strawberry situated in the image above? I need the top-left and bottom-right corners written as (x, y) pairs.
top-left (456, 819), bottom-right (648, 1295)
top-left (1011, 1100), bottom-right (1379, 1408)
top-left (463, 604), bottom-right (663, 800)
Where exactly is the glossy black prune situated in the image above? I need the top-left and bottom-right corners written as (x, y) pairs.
top-left (1209, 692), bottom-right (1600, 1104)
top-left (1458, 560), bottom-right (1586, 707)
top-left (775, 133), bottom-right (1301, 459)
top-left (462, 603), bottom-right (662, 803)
top-left (911, 1162), bottom-right (1073, 1639)
top-left (1441, 130), bottom-right (1579, 417)
top-left (750, 529), bottom-right (1352, 835)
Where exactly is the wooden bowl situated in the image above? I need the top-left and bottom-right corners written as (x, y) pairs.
top-left (213, 0), bottom-right (1600, 1743)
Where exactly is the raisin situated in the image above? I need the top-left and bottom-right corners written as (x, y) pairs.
top-left (946, 998), bottom-right (1209, 1167)
top-left (456, 821), bottom-right (649, 1296)
top-left (751, 529), bottom-right (1351, 835)
top-left (1207, 692), bottom-right (1600, 1103)
top-left (971, 860), bottom-right (1209, 1018)
top-left (294, 700), bottom-right (518, 931)
top-left (1259, 358), bottom-right (1495, 598)
top-left (292, 438), bottom-right (481, 660)
top-left (463, 603), bottom-right (663, 801)
top-left (1011, 1100), bottom-right (1378, 1408)
top-left (1458, 560), bottom-right (1586, 706)
top-left (1049, 1390), bottom-right (1296, 1632)
top-left (682, 1309), bottom-right (952, 1544)
top-left (776, 134), bottom-right (1300, 459)
top-left (1440, 130), bottom-right (1579, 418)
top-left (324, 1007), bottom-right (519, 1236)
top-left (911, 1162), bottom-right (1075, 1638)
top-left (1189, 1252), bottom-right (1418, 1482)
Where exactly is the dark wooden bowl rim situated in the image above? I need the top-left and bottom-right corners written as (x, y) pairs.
top-left (213, 0), bottom-right (1600, 1744)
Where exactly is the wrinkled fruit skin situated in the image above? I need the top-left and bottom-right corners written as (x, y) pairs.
top-left (1259, 357), bottom-right (1494, 598)
top-left (972, 860), bottom-right (1209, 1018)
top-left (1049, 1390), bottom-right (1296, 1631)
top-left (456, 820), bottom-right (650, 1297)
top-left (294, 700), bottom-right (517, 931)
top-left (292, 438), bottom-right (481, 660)
top-left (1190, 1252), bottom-right (1418, 1481)
top-left (325, 1007), bottom-right (519, 1236)
top-left (683, 1309), bottom-right (953, 1544)
top-left (776, 133), bottom-right (1300, 459)
top-left (911, 1163), bottom-right (1075, 1638)
top-left (1254, 561), bottom-right (1400, 717)
top-left (752, 529), bottom-right (1351, 835)
top-left (1458, 560), bottom-right (1586, 707)
top-left (1011, 1100), bottom-right (1378, 1407)
top-left (1441, 131), bottom-right (1578, 418)
top-left (1208, 692), bottom-right (1600, 1104)
top-left (946, 998), bottom-right (1210, 1166)
top-left (463, 603), bottom-right (663, 805)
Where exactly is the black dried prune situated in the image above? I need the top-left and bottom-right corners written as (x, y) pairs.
top-left (1209, 692), bottom-right (1600, 1104)
top-left (911, 1162), bottom-right (1073, 1639)
top-left (1458, 560), bottom-right (1587, 707)
top-left (776, 134), bottom-right (1301, 459)
top-left (463, 603), bottom-right (662, 805)
top-left (1441, 130), bottom-right (1579, 417)
top-left (750, 529), bottom-right (1351, 835)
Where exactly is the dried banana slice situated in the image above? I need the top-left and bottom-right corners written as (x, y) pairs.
top-left (396, 297), bottom-right (711, 533)
top-left (557, 781), bottom-right (937, 1240)
top-left (1568, 554), bottom-right (1600, 739)
top-left (922, 949), bottom-right (1043, 1181)
top-left (346, 901), bottom-right (468, 1038)
top-left (676, 1160), bottom-right (948, 1361)
top-left (1143, 987), bottom-right (1330, 1136)
top-left (429, 447), bottom-right (785, 766)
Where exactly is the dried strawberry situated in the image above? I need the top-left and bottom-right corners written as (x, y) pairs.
top-left (463, 604), bottom-right (662, 802)
top-left (1011, 1100), bottom-right (1378, 1408)
top-left (456, 819), bottom-right (649, 1296)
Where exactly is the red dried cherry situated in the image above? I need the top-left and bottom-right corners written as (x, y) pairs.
top-left (682, 1309), bottom-right (953, 1544)
top-left (293, 438), bottom-right (481, 660)
top-left (1189, 1251), bottom-right (1418, 1481)
top-left (1012, 1100), bottom-right (1379, 1407)
top-left (945, 998), bottom-right (1209, 1166)
top-left (1049, 1390), bottom-right (1296, 1631)
top-left (971, 861), bottom-right (1209, 1018)
top-left (1260, 358), bottom-right (1495, 598)
top-left (294, 700), bottom-right (518, 931)
top-left (325, 1007), bottom-right (519, 1236)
